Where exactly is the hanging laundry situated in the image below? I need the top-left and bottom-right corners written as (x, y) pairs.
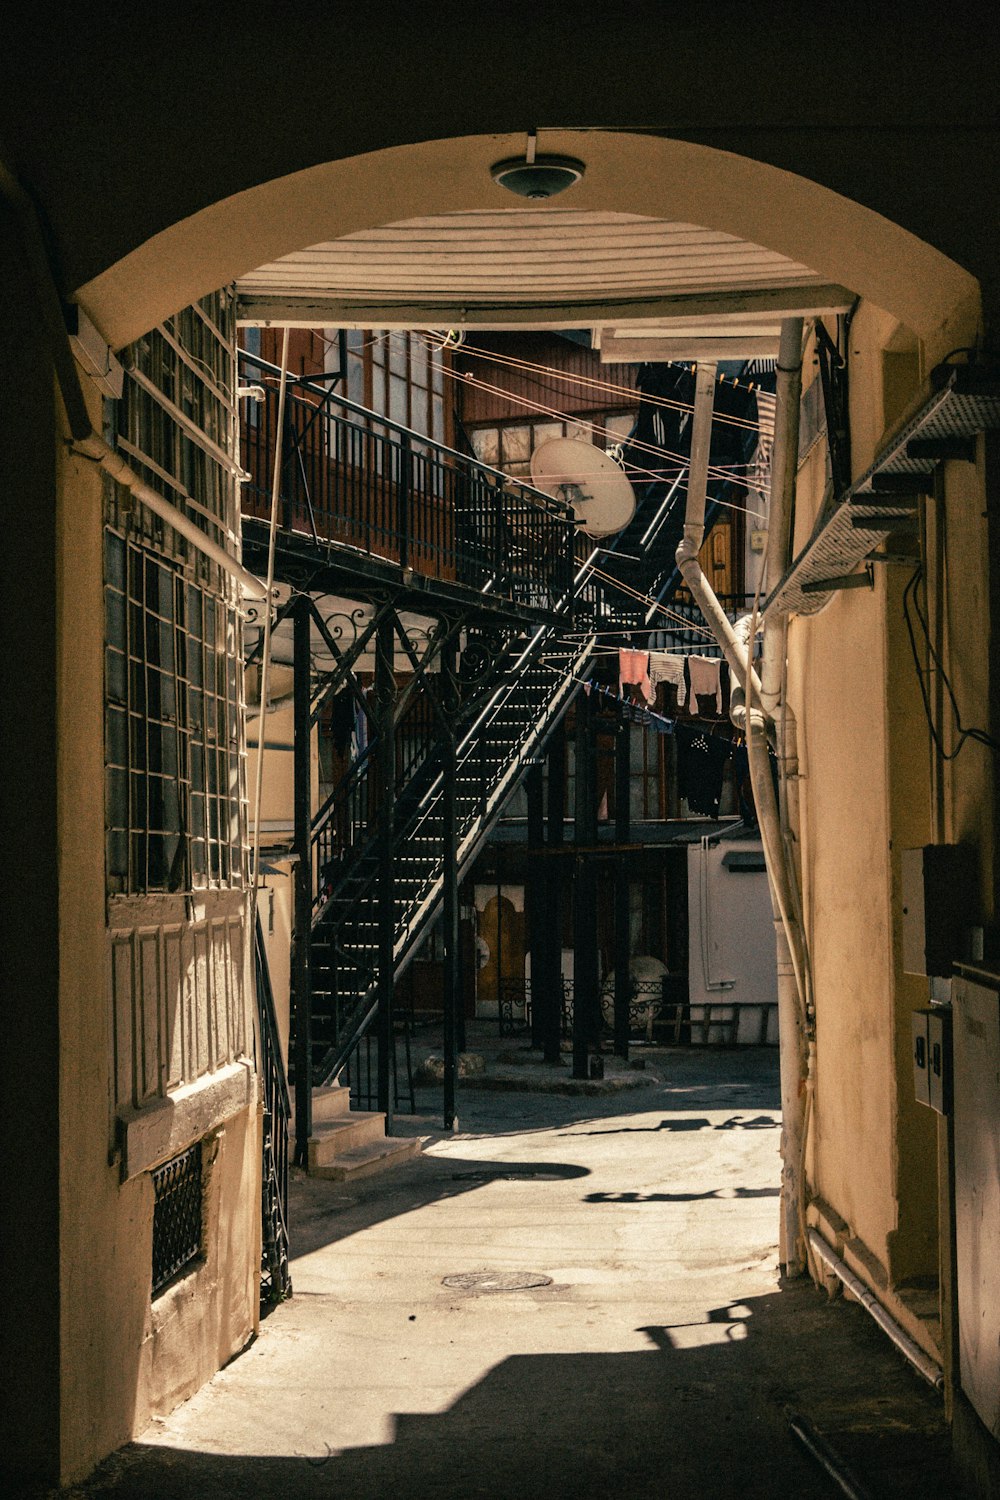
top-left (619, 647), bottom-right (654, 706)
top-left (648, 650), bottom-right (687, 709)
top-left (676, 724), bottom-right (731, 817)
top-left (687, 654), bottom-right (724, 716)
top-left (350, 692), bottom-right (369, 764)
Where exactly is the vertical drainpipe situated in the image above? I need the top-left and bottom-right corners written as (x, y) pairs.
top-left (756, 318), bottom-right (811, 1275)
top-left (675, 332), bottom-right (813, 1275)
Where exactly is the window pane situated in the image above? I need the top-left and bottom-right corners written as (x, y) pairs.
top-left (470, 428), bottom-right (498, 467)
top-left (389, 373), bottom-right (407, 425)
top-left (389, 332), bottom-right (408, 378)
top-left (410, 383), bottom-right (428, 436)
top-left (501, 426), bottom-right (531, 467)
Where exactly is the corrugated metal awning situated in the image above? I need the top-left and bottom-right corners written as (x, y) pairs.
top-left (765, 364), bottom-right (1000, 617)
top-left (236, 208), bottom-right (852, 333)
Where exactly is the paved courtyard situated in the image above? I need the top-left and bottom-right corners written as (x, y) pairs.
top-left (63, 1040), bottom-right (960, 1499)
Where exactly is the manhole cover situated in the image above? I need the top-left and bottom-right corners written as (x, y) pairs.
top-left (442, 1270), bottom-right (553, 1292)
top-left (450, 1170), bottom-right (563, 1182)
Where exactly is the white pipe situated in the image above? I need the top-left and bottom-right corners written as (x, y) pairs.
top-left (249, 326), bottom-right (292, 940)
top-left (808, 1230), bottom-right (945, 1392)
top-left (675, 334), bottom-right (813, 1274)
top-left (674, 363), bottom-right (765, 699)
top-left (73, 433), bottom-right (267, 600)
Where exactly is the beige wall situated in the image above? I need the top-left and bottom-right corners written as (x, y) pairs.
top-left (56, 380), bottom-right (260, 1483)
top-left (788, 303), bottom-right (989, 1356)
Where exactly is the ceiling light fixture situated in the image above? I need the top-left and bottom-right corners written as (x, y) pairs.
top-left (491, 129), bottom-right (585, 200)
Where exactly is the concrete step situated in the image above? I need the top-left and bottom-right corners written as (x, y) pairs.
top-left (310, 1082), bottom-right (352, 1124)
top-left (309, 1133), bottom-right (422, 1183)
top-left (306, 1109), bottom-right (391, 1170)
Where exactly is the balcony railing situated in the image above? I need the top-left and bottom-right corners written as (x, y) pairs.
top-left (239, 352), bottom-right (578, 614)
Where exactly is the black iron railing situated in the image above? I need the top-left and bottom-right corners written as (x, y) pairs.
top-left (255, 914), bottom-right (292, 1310)
top-left (240, 352), bottom-right (578, 613)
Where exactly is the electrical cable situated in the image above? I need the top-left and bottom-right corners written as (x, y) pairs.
top-left (452, 337), bottom-right (770, 433)
top-left (418, 352), bottom-right (769, 514)
top-left (903, 564), bottom-right (1000, 759)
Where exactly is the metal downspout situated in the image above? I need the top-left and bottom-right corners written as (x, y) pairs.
top-left (675, 328), bottom-right (813, 1274)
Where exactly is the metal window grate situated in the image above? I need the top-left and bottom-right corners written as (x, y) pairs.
top-left (151, 1142), bottom-right (203, 1295)
top-left (104, 529), bottom-right (246, 893)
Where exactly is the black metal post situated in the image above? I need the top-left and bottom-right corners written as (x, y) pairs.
top-left (573, 688), bottom-right (600, 1079)
top-left (442, 636), bottom-right (461, 1130)
top-left (292, 595), bottom-right (313, 1166)
top-left (542, 718), bottom-right (566, 1065)
top-left (375, 609), bottom-right (397, 1130)
top-left (526, 761), bottom-right (545, 1051)
top-left (399, 432), bottom-right (411, 573)
top-left (614, 703), bottom-right (632, 1060)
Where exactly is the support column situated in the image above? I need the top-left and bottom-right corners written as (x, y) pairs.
top-left (573, 688), bottom-right (600, 1079)
top-left (441, 636), bottom-right (461, 1130)
top-left (526, 761), bottom-right (545, 1051)
top-left (542, 719), bottom-right (567, 1064)
top-left (292, 595), bottom-right (313, 1166)
top-left (614, 704), bottom-right (632, 1060)
top-left (375, 609), bottom-right (396, 1130)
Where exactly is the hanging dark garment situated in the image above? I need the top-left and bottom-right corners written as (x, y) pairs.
top-left (676, 724), bottom-right (731, 816)
top-left (326, 686), bottom-right (355, 758)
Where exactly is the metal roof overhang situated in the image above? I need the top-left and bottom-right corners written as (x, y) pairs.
top-left (765, 364), bottom-right (1000, 618)
top-left (235, 209), bottom-right (854, 348)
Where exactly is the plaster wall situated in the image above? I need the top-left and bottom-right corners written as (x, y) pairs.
top-left (786, 308), bottom-right (924, 1292)
top-left (55, 381), bottom-right (260, 1483)
top-left (246, 697), bottom-right (320, 831)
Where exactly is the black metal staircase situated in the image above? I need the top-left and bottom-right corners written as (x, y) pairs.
top-left (239, 347), bottom-right (770, 1156)
top-left (306, 624), bottom-right (590, 1092)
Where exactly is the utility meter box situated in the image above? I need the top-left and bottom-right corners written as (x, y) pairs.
top-left (912, 1006), bottom-right (952, 1114)
top-left (927, 1005), bottom-right (952, 1115)
top-left (901, 845), bottom-right (976, 977)
top-left (912, 1009), bottom-right (931, 1106)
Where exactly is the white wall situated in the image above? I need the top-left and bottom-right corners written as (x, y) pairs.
top-left (686, 839), bottom-right (779, 1043)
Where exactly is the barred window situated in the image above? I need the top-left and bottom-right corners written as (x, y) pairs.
top-left (151, 1143), bottom-right (203, 1295)
top-left (104, 529), bottom-right (245, 893)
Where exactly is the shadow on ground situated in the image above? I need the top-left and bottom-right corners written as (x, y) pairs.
top-left (64, 1280), bottom-right (962, 1500)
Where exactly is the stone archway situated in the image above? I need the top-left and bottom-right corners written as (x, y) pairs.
top-left (75, 131), bottom-right (980, 358)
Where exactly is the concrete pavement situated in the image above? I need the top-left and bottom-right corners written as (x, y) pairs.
top-left (61, 1037), bottom-right (963, 1499)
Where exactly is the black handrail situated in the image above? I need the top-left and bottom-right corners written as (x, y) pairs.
top-left (255, 912), bottom-right (292, 1309)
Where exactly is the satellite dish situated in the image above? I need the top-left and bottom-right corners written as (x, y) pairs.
top-left (530, 438), bottom-right (636, 537)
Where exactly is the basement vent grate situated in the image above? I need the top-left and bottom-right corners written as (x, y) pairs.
top-left (442, 1270), bottom-right (553, 1291)
top-left (151, 1142), bottom-right (203, 1295)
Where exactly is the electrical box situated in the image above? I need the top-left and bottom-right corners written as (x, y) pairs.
top-left (911, 1009), bottom-right (931, 1106)
top-left (927, 1006), bottom-right (952, 1115)
top-left (901, 844), bottom-right (977, 977)
top-left (952, 970), bottom-right (1000, 1438)
top-left (912, 1006), bottom-right (952, 1114)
